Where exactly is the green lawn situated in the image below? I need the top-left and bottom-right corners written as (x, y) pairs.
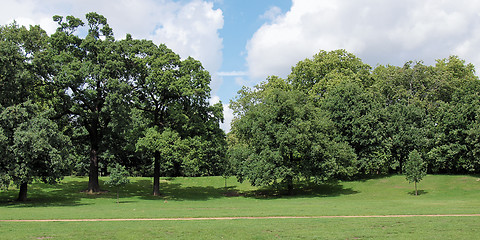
top-left (1, 175), bottom-right (479, 239)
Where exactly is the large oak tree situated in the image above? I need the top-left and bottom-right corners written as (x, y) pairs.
top-left (124, 38), bottom-right (225, 195)
top-left (48, 13), bottom-right (130, 192)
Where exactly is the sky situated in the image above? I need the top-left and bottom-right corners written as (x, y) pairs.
top-left (2, 0), bottom-right (480, 132)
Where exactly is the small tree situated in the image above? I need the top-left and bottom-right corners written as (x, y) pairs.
top-left (403, 149), bottom-right (427, 196)
top-left (105, 164), bottom-right (130, 203)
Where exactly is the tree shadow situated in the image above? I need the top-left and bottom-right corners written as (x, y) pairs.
top-left (468, 174), bottom-right (480, 181)
top-left (240, 181), bottom-right (359, 199)
top-left (0, 177), bottom-right (361, 205)
top-left (114, 178), bottom-right (361, 201)
top-left (0, 180), bottom-right (92, 208)
top-left (408, 190), bottom-right (428, 196)
top-left (134, 180), bottom-right (234, 201)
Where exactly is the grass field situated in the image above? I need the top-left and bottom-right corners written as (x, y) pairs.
top-left (1, 175), bottom-right (479, 239)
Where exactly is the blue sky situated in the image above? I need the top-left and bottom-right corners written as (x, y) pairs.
top-left (215, 0), bottom-right (291, 102)
top-left (2, 0), bottom-right (480, 132)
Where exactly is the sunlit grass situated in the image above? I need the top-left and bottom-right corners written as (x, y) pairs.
top-left (0, 175), bottom-right (479, 239)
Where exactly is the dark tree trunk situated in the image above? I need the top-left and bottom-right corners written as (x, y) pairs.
top-left (285, 175), bottom-right (294, 195)
top-left (88, 136), bottom-right (101, 193)
top-left (153, 150), bottom-right (161, 196)
top-left (17, 182), bottom-right (28, 202)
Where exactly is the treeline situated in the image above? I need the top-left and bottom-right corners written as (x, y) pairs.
top-left (228, 49), bottom-right (480, 193)
top-left (2, 13), bottom-right (480, 200)
top-left (0, 13), bottom-right (226, 200)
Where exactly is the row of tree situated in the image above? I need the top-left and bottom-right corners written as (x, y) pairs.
top-left (228, 50), bottom-right (480, 194)
top-left (0, 13), bottom-right (226, 201)
top-left (2, 13), bottom-right (480, 200)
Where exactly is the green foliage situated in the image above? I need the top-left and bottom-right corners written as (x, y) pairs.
top-left (136, 127), bottom-right (184, 175)
top-left (427, 80), bottom-right (480, 173)
top-left (231, 49), bottom-right (480, 181)
top-left (0, 102), bottom-right (71, 200)
top-left (404, 150), bottom-right (427, 183)
top-left (105, 163), bottom-right (130, 203)
top-left (0, 22), bottom-right (50, 107)
top-left (403, 150), bottom-right (427, 195)
top-left (229, 78), bottom-right (356, 192)
top-left (105, 164), bottom-right (130, 188)
top-left (125, 36), bottom-right (226, 194)
top-left (321, 80), bottom-right (391, 174)
top-left (288, 49), bottom-right (372, 95)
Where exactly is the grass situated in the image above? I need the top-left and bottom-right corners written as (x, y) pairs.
top-left (1, 174), bottom-right (480, 239)
top-left (2, 217), bottom-right (480, 240)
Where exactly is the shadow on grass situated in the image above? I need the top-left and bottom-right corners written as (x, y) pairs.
top-left (408, 190), bottom-right (428, 196)
top-left (0, 177), bottom-right (360, 206)
top-left (135, 179), bottom-right (359, 201)
top-left (240, 181), bottom-right (359, 199)
top-left (0, 180), bottom-right (91, 208)
top-left (82, 178), bottom-right (359, 202)
top-left (134, 180), bottom-right (234, 201)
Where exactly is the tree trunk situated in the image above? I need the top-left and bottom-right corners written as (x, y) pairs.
top-left (285, 175), bottom-right (294, 195)
top-left (117, 189), bottom-right (119, 204)
top-left (88, 139), bottom-right (101, 193)
top-left (17, 182), bottom-right (28, 202)
top-left (153, 150), bottom-right (161, 196)
top-left (414, 181), bottom-right (418, 196)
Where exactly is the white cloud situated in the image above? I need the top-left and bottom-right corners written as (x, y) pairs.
top-left (0, 0), bottom-right (224, 91)
top-left (221, 104), bottom-right (234, 133)
top-left (217, 71), bottom-right (248, 76)
top-left (209, 95), bottom-right (221, 105)
top-left (260, 6), bottom-right (282, 22)
top-left (246, 0), bottom-right (480, 82)
top-left (209, 95), bottom-right (233, 133)
top-left (234, 76), bottom-right (249, 87)
top-left (151, 0), bottom-right (224, 76)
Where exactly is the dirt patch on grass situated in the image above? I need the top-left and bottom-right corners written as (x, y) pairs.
top-left (81, 190), bottom-right (109, 195)
top-left (2, 214), bottom-right (480, 222)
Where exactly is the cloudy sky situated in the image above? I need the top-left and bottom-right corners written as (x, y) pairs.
top-left (2, 0), bottom-right (480, 132)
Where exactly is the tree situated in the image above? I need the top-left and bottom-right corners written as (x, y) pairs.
top-left (288, 49), bottom-right (372, 95)
top-left (0, 102), bottom-right (71, 201)
top-left (229, 79), bottom-right (356, 194)
top-left (403, 149), bottom-right (427, 196)
top-left (136, 127), bottom-right (184, 180)
top-left (105, 163), bottom-right (130, 204)
top-left (125, 38), bottom-right (224, 195)
top-left (48, 13), bottom-right (130, 192)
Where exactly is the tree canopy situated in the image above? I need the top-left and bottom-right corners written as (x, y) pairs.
top-left (229, 49), bottom-right (480, 193)
top-left (229, 78), bottom-right (356, 193)
top-left (2, 13), bottom-right (480, 199)
top-left (0, 13), bottom-right (226, 198)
